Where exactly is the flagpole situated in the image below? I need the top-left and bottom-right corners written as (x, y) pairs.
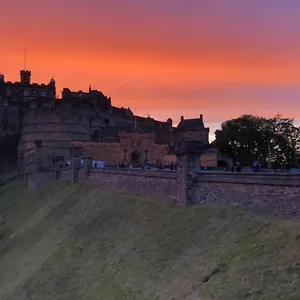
top-left (24, 46), bottom-right (27, 70)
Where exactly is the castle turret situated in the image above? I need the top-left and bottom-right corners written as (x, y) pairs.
top-left (0, 73), bottom-right (4, 83)
top-left (49, 77), bottom-right (56, 87)
top-left (20, 70), bottom-right (31, 85)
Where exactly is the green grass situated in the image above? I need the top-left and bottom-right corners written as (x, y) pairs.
top-left (0, 179), bottom-right (300, 300)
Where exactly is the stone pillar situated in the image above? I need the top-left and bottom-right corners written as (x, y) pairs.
top-left (176, 155), bottom-right (188, 207)
top-left (175, 154), bottom-right (199, 206)
top-left (70, 146), bottom-right (83, 184)
top-left (187, 154), bottom-right (201, 174)
top-left (71, 157), bottom-right (80, 183)
top-left (175, 141), bottom-right (204, 207)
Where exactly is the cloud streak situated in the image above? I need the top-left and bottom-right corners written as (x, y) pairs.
top-left (1, 0), bottom-right (300, 140)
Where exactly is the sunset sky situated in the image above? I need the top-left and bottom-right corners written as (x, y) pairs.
top-left (1, 0), bottom-right (300, 140)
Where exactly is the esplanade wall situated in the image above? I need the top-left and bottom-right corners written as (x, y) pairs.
top-left (194, 172), bottom-right (300, 217)
top-left (58, 167), bottom-right (300, 218)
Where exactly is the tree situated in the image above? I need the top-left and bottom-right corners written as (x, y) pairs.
top-left (214, 114), bottom-right (300, 168)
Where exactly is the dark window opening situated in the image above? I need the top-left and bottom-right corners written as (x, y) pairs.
top-left (144, 150), bottom-right (149, 162)
top-left (131, 151), bottom-right (141, 164)
top-left (104, 119), bottom-right (110, 125)
top-left (91, 130), bottom-right (100, 141)
top-left (217, 160), bottom-right (227, 167)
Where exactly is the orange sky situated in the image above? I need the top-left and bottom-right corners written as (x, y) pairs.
top-left (1, 0), bottom-right (300, 140)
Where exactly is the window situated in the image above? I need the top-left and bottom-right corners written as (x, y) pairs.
top-left (3, 100), bottom-right (8, 107)
top-left (123, 149), bottom-right (128, 161)
top-left (23, 90), bottom-right (29, 96)
top-left (104, 119), bottom-right (110, 125)
top-left (41, 91), bottom-right (46, 97)
top-left (144, 150), bottom-right (149, 162)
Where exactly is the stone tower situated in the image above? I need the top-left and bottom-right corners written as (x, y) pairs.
top-left (20, 70), bottom-right (31, 85)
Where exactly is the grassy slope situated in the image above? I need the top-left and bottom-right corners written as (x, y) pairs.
top-left (0, 180), bottom-right (299, 300)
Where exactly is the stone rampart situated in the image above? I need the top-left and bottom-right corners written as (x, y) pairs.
top-left (20, 108), bottom-right (92, 146)
top-left (60, 168), bottom-right (177, 201)
top-left (59, 165), bottom-right (300, 217)
top-left (26, 171), bottom-right (56, 190)
top-left (195, 172), bottom-right (300, 217)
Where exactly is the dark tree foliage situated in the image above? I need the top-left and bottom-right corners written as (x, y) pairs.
top-left (214, 114), bottom-right (300, 168)
top-left (0, 134), bottom-right (19, 166)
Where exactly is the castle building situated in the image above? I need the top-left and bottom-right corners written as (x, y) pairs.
top-left (0, 70), bottom-right (210, 167)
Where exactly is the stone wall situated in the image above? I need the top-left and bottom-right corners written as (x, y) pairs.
top-left (71, 133), bottom-right (175, 165)
top-left (61, 168), bottom-right (177, 201)
top-left (175, 130), bottom-right (209, 145)
top-left (26, 171), bottom-right (56, 190)
top-left (71, 141), bottom-right (124, 165)
top-left (195, 172), bottom-right (300, 217)
top-left (60, 168), bottom-right (71, 180)
top-left (58, 162), bottom-right (300, 218)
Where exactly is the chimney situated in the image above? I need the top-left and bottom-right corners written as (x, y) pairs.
top-left (180, 116), bottom-right (184, 122)
top-left (200, 114), bottom-right (203, 121)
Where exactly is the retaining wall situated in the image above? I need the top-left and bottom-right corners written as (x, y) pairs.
top-left (195, 172), bottom-right (300, 217)
top-left (59, 168), bottom-right (300, 217)
top-left (60, 168), bottom-right (177, 201)
top-left (26, 172), bottom-right (56, 190)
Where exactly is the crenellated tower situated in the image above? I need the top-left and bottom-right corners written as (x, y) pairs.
top-left (20, 70), bottom-right (31, 85)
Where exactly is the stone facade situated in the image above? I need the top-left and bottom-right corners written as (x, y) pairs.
top-left (200, 148), bottom-right (230, 168)
top-left (176, 115), bottom-right (209, 145)
top-left (60, 168), bottom-right (177, 201)
top-left (71, 132), bottom-right (177, 165)
top-left (194, 172), bottom-right (300, 217)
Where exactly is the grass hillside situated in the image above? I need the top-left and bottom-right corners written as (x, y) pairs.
top-left (0, 179), bottom-right (300, 300)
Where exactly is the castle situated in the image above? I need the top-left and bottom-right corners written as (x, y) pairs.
top-left (0, 70), bottom-right (209, 167)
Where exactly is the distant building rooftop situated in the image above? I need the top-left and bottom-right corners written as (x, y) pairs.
top-left (177, 114), bottom-right (207, 131)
